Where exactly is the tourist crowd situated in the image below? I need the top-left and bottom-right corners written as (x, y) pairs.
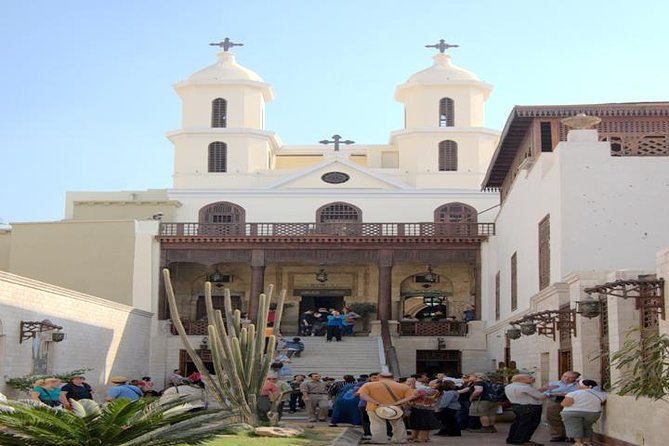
top-left (259, 368), bottom-right (606, 446)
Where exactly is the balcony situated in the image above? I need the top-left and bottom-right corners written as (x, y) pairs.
top-left (399, 320), bottom-right (469, 337)
top-left (170, 320), bottom-right (210, 336)
top-left (158, 222), bottom-right (495, 242)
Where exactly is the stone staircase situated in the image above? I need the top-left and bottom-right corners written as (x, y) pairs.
top-left (283, 335), bottom-right (384, 378)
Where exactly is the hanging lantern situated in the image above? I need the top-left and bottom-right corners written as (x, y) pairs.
top-left (576, 294), bottom-right (602, 319)
top-left (315, 268), bottom-right (328, 283)
top-left (506, 327), bottom-right (522, 340)
top-left (423, 264), bottom-right (437, 283)
top-left (519, 320), bottom-right (537, 336)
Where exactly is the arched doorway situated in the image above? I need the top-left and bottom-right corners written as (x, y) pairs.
top-left (400, 271), bottom-right (454, 320)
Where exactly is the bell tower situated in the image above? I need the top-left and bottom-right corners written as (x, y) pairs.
top-left (392, 42), bottom-right (498, 189)
top-left (168, 40), bottom-right (276, 188)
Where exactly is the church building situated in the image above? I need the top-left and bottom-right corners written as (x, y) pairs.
top-left (1, 41), bottom-right (669, 446)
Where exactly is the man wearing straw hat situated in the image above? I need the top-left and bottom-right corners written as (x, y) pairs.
top-left (358, 371), bottom-right (413, 444)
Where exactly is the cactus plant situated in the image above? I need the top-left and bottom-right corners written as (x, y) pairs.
top-left (162, 268), bottom-right (286, 426)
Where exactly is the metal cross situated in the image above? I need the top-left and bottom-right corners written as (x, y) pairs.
top-left (319, 134), bottom-right (355, 152)
top-left (209, 38), bottom-right (244, 52)
top-left (425, 39), bottom-right (459, 54)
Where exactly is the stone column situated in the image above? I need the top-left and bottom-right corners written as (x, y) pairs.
top-left (377, 250), bottom-right (393, 322)
top-left (248, 249), bottom-right (265, 321)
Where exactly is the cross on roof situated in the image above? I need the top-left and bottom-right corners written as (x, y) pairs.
top-left (319, 134), bottom-right (355, 152)
top-left (209, 38), bottom-right (244, 52)
top-left (425, 39), bottom-right (459, 54)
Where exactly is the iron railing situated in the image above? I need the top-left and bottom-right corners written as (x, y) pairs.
top-left (159, 222), bottom-right (495, 238)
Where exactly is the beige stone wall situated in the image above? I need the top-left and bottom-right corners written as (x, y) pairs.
top-left (8, 221), bottom-right (137, 305)
top-left (0, 271), bottom-right (152, 398)
top-left (394, 320), bottom-right (488, 376)
top-left (274, 155), bottom-right (323, 169)
top-left (71, 202), bottom-right (178, 222)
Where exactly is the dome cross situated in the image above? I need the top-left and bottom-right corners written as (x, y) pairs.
top-left (209, 38), bottom-right (244, 52)
top-left (425, 39), bottom-right (459, 53)
top-left (319, 134), bottom-right (355, 152)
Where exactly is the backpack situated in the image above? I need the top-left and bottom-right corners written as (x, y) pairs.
top-left (482, 381), bottom-right (507, 402)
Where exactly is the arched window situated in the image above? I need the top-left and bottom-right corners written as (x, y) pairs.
top-left (199, 202), bottom-right (245, 224)
top-left (434, 202), bottom-right (477, 223)
top-left (439, 97), bottom-right (454, 127)
top-left (208, 142), bottom-right (227, 172)
top-left (315, 202), bottom-right (362, 235)
top-left (438, 140), bottom-right (458, 171)
top-left (211, 98), bottom-right (227, 128)
top-left (316, 202), bottom-right (362, 223)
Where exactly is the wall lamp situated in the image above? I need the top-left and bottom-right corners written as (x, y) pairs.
top-left (508, 309), bottom-right (577, 341)
top-left (581, 276), bottom-right (665, 320)
top-left (20, 320), bottom-right (65, 343)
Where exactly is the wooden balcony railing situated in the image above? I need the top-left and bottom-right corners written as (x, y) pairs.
top-left (170, 320), bottom-right (210, 336)
top-left (159, 222), bottom-right (495, 238)
top-left (399, 321), bottom-right (468, 336)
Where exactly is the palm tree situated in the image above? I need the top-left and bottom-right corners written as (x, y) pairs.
top-left (0, 397), bottom-right (247, 446)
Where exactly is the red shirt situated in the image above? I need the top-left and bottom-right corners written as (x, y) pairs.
top-left (261, 381), bottom-right (280, 397)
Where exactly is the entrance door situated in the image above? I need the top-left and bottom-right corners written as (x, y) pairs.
top-left (179, 350), bottom-right (214, 376)
top-left (416, 350), bottom-right (461, 376)
top-left (299, 295), bottom-right (345, 314)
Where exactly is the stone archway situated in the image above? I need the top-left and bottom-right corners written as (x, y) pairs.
top-left (400, 272), bottom-right (454, 320)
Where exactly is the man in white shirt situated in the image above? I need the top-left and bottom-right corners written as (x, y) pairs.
top-left (505, 374), bottom-right (546, 446)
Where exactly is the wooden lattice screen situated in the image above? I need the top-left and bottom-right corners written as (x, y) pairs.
top-left (495, 271), bottom-right (500, 321)
top-left (198, 201), bottom-right (245, 224)
top-left (599, 297), bottom-right (611, 390)
top-left (316, 202), bottom-right (362, 223)
top-left (538, 215), bottom-right (551, 290)
top-left (511, 252), bottom-right (518, 311)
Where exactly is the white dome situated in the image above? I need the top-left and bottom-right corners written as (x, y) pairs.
top-left (188, 52), bottom-right (264, 82)
top-left (406, 53), bottom-right (479, 84)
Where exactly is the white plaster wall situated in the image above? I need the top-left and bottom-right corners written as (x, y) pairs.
top-left (397, 83), bottom-right (490, 128)
top-left (176, 84), bottom-right (268, 129)
top-left (169, 191), bottom-right (499, 225)
top-left (0, 272), bottom-right (152, 399)
top-left (170, 130), bottom-right (274, 182)
top-left (480, 149), bottom-right (563, 323)
top-left (560, 132), bottom-right (669, 272)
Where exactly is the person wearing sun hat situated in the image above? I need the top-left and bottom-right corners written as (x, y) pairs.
top-left (358, 371), bottom-right (413, 444)
top-left (105, 376), bottom-right (143, 402)
top-left (59, 374), bottom-right (94, 409)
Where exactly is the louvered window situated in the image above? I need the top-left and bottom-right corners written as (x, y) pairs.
top-left (495, 271), bottom-right (501, 321)
top-left (438, 140), bottom-right (458, 171)
top-left (211, 98), bottom-right (227, 128)
top-left (538, 215), bottom-right (550, 290)
top-left (439, 97), bottom-right (454, 127)
top-left (316, 202), bottom-right (362, 223)
top-left (208, 142), bottom-right (227, 172)
top-left (511, 252), bottom-right (518, 311)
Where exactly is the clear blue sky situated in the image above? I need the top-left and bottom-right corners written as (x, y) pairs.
top-left (1, 0), bottom-right (667, 223)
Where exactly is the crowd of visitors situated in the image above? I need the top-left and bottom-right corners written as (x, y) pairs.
top-left (257, 367), bottom-right (605, 446)
top-left (299, 307), bottom-right (360, 338)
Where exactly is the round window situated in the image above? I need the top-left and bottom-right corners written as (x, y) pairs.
top-left (321, 172), bottom-right (350, 184)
